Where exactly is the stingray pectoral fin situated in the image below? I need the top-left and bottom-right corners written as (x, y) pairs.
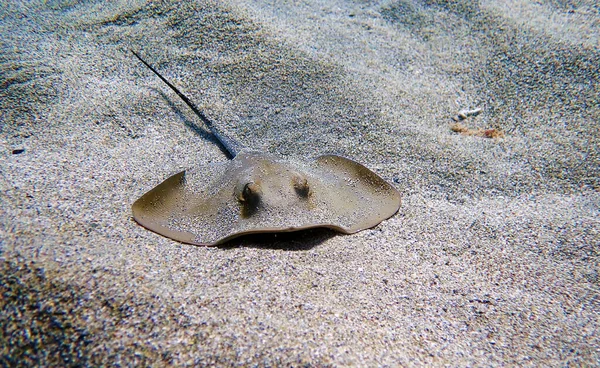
top-left (132, 171), bottom-right (196, 244)
top-left (314, 154), bottom-right (401, 233)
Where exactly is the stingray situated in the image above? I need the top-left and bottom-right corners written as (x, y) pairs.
top-left (131, 50), bottom-right (401, 246)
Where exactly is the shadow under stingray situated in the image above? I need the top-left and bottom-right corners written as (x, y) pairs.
top-left (216, 227), bottom-right (338, 251)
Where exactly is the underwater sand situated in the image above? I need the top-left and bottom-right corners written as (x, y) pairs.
top-left (1, 0), bottom-right (598, 365)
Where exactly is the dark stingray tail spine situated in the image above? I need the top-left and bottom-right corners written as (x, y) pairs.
top-left (131, 50), bottom-right (240, 158)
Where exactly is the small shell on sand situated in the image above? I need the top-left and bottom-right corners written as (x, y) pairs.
top-left (452, 107), bottom-right (483, 122)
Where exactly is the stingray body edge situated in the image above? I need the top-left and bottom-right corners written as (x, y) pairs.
top-left (132, 151), bottom-right (401, 246)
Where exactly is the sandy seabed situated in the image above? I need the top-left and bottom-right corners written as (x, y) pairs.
top-left (1, 0), bottom-right (598, 366)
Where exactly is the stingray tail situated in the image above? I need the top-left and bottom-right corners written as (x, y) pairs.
top-left (131, 49), bottom-right (241, 158)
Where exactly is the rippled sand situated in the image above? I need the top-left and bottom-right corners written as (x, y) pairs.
top-left (1, 0), bottom-right (598, 365)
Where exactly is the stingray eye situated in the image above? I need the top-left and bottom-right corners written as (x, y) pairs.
top-left (237, 182), bottom-right (262, 204)
top-left (235, 181), bottom-right (262, 218)
top-left (292, 174), bottom-right (310, 198)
